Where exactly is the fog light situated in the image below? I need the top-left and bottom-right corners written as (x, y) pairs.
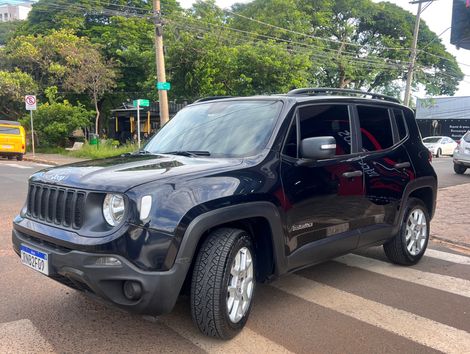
top-left (95, 256), bottom-right (122, 266)
top-left (123, 280), bottom-right (142, 301)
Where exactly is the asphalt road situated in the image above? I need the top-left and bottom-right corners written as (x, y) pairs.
top-left (0, 158), bottom-right (469, 353)
top-left (431, 155), bottom-right (470, 188)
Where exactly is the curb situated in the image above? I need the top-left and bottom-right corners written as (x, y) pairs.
top-left (431, 235), bottom-right (470, 253)
top-left (23, 156), bottom-right (59, 166)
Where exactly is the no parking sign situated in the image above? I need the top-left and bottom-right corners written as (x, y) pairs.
top-left (25, 95), bottom-right (37, 110)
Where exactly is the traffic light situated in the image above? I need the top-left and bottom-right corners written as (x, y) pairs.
top-left (451, 0), bottom-right (470, 49)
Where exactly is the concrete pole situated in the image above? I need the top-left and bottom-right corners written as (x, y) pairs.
top-left (153, 0), bottom-right (170, 127)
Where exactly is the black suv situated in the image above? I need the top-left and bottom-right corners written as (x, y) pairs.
top-left (13, 88), bottom-right (437, 339)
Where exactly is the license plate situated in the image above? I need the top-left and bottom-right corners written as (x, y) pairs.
top-left (1, 145), bottom-right (12, 149)
top-left (465, 149), bottom-right (470, 155)
top-left (20, 245), bottom-right (49, 275)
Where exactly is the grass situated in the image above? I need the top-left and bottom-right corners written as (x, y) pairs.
top-left (68, 142), bottom-right (138, 159)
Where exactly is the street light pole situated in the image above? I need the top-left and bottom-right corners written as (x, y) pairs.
top-left (153, 0), bottom-right (170, 127)
top-left (404, 0), bottom-right (434, 107)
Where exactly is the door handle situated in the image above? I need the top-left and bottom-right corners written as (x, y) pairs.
top-left (342, 170), bottom-right (363, 178)
top-left (394, 162), bottom-right (411, 169)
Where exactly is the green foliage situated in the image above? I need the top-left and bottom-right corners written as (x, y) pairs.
top-left (0, 21), bottom-right (22, 45)
top-left (0, 70), bottom-right (37, 118)
top-left (20, 87), bottom-right (94, 147)
top-left (69, 141), bottom-right (138, 159)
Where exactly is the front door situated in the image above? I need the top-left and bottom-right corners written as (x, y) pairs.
top-left (280, 103), bottom-right (366, 270)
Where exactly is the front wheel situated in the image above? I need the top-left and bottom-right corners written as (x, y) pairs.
top-left (383, 198), bottom-right (430, 265)
top-left (454, 163), bottom-right (466, 175)
top-left (435, 149), bottom-right (441, 158)
top-left (190, 228), bottom-right (255, 339)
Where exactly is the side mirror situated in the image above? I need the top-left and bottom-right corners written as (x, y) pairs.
top-left (300, 136), bottom-right (336, 160)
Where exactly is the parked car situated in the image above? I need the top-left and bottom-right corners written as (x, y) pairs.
top-left (0, 120), bottom-right (26, 161)
top-left (453, 131), bottom-right (470, 174)
top-left (12, 88), bottom-right (437, 339)
top-left (422, 136), bottom-right (457, 158)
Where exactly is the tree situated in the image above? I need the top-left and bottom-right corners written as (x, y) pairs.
top-left (19, 87), bottom-right (94, 146)
top-left (0, 21), bottom-right (22, 46)
top-left (0, 70), bottom-right (37, 119)
top-left (61, 42), bottom-right (117, 134)
top-left (231, 0), bottom-right (464, 97)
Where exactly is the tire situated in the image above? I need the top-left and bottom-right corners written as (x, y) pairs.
top-left (190, 228), bottom-right (255, 339)
top-left (435, 149), bottom-right (441, 158)
top-left (7, 156), bottom-right (13, 160)
top-left (454, 163), bottom-right (466, 175)
top-left (383, 198), bottom-right (430, 266)
top-left (16, 154), bottom-right (23, 161)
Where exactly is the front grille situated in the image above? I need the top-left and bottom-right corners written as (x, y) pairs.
top-left (27, 183), bottom-right (87, 229)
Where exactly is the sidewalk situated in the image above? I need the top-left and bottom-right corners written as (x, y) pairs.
top-left (431, 182), bottom-right (470, 249)
top-left (23, 153), bottom-right (86, 166)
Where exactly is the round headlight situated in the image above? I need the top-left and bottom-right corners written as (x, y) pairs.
top-left (103, 194), bottom-right (125, 226)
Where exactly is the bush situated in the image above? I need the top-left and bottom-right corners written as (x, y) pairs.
top-left (69, 141), bottom-right (137, 159)
top-left (20, 87), bottom-right (94, 147)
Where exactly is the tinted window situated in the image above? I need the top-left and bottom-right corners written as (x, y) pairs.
top-left (0, 127), bottom-right (20, 135)
top-left (423, 137), bottom-right (442, 143)
top-left (393, 109), bottom-right (408, 141)
top-left (298, 105), bottom-right (351, 155)
top-left (357, 106), bottom-right (393, 152)
top-left (145, 100), bottom-right (282, 157)
top-left (283, 118), bottom-right (298, 158)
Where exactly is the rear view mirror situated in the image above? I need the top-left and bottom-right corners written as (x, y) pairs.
top-left (300, 136), bottom-right (336, 160)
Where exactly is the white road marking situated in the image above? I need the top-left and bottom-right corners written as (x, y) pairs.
top-left (160, 313), bottom-right (292, 354)
top-left (425, 249), bottom-right (470, 265)
top-left (336, 254), bottom-right (470, 299)
top-left (36, 163), bottom-right (53, 167)
top-left (0, 319), bottom-right (55, 353)
top-left (273, 274), bottom-right (470, 354)
top-left (4, 163), bottom-right (32, 169)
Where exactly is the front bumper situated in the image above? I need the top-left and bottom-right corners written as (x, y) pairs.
top-left (12, 228), bottom-right (190, 315)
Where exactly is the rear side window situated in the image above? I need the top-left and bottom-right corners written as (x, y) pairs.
top-left (357, 106), bottom-right (393, 152)
top-left (0, 127), bottom-right (20, 135)
top-left (463, 132), bottom-right (470, 143)
top-left (393, 109), bottom-right (408, 141)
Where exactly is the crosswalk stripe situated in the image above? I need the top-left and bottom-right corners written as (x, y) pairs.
top-left (273, 274), bottom-right (470, 354)
top-left (160, 313), bottom-right (293, 354)
top-left (425, 249), bottom-right (470, 265)
top-left (4, 163), bottom-right (32, 169)
top-left (0, 319), bottom-right (55, 353)
top-left (336, 253), bottom-right (470, 298)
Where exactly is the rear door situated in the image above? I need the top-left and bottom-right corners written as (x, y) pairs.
top-left (355, 106), bottom-right (415, 247)
top-left (0, 125), bottom-right (23, 153)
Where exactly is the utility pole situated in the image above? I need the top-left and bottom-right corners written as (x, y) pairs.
top-left (404, 0), bottom-right (433, 107)
top-left (153, 0), bottom-right (170, 126)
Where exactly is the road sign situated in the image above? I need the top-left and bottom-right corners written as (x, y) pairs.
top-left (133, 99), bottom-right (150, 107)
top-left (25, 95), bottom-right (37, 110)
top-left (156, 82), bottom-right (171, 91)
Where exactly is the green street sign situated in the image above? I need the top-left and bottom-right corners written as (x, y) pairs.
top-left (156, 82), bottom-right (171, 90)
top-left (133, 99), bottom-right (150, 107)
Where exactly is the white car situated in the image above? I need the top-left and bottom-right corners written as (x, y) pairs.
top-left (453, 131), bottom-right (470, 174)
top-left (422, 136), bottom-right (457, 158)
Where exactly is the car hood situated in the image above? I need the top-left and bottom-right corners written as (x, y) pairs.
top-left (30, 154), bottom-right (244, 193)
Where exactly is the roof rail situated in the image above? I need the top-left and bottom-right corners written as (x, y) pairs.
top-left (0, 120), bottom-right (21, 126)
top-left (287, 88), bottom-right (400, 104)
top-left (193, 96), bottom-right (233, 103)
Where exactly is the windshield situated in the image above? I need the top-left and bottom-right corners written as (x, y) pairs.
top-left (0, 126), bottom-right (20, 135)
top-left (463, 132), bottom-right (470, 143)
top-left (423, 137), bottom-right (441, 144)
top-left (145, 100), bottom-right (283, 157)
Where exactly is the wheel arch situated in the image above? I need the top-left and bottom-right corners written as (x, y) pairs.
top-left (175, 202), bottom-right (288, 286)
top-left (397, 177), bottom-right (437, 225)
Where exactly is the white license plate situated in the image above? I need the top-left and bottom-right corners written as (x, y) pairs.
top-left (1, 145), bottom-right (12, 149)
top-left (21, 245), bottom-right (49, 275)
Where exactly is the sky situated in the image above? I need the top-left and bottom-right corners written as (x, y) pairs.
top-left (178, 0), bottom-right (470, 99)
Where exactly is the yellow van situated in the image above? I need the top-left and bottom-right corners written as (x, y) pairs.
top-left (0, 120), bottom-right (26, 161)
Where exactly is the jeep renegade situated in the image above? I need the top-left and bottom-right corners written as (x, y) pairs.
top-left (12, 88), bottom-right (437, 339)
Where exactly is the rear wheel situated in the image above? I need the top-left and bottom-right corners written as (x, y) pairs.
top-left (454, 163), bottom-right (466, 174)
top-left (190, 228), bottom-right (255, 339)
top-left (7, 156), bottom-right (13, 160)
top-left (16, 154), bottom-right (23, 161)
top-left (383, 198), bottom-right (430, 266)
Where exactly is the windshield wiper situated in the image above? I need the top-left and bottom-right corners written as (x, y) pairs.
top-left (121, 150), bottom-right (155, 157)
top-left (161, 150), bottom-right (211, 157)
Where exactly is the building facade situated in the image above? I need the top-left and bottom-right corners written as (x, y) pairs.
top-left (0, 1), bottom-right (36, 22)
top-left (416, 96), bottom-right (470, 140)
